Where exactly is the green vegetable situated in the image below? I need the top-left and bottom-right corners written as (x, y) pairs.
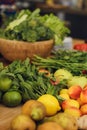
top-left (6, 9), bottom-right (36, 30)
top-left (0, 9), bottom-right (69, 44)
top-left (39, 13), bottom-right (70, 44)
top-left (6, 14), bottom-right (28, 30)
top-left (67, 76), bottom-right (87, 88)
top-left (32, 50), bottom-right (87, 76)
top-left (0, 58), bottom-right (62, 103)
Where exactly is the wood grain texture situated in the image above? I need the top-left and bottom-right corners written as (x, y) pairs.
top-left (0, 105), bottom-right (21, 130)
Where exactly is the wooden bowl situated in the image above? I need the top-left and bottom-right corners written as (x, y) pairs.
top-left (0, 38), bottom-right (54, 61)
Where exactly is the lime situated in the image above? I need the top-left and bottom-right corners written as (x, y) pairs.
top-left (0, 76), bottom-right (12, 92)
top-left (2, 91), bottom-right (22, 107)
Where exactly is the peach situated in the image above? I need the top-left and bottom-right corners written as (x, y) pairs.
top-left (61, 99), bottom-right (80, 110)
top-left (80, 104), bottom-right (87, 115)
top-left (80, 88), bottom-right (87, 104)
top-left (64, 107), bottom-right (82, 118)
top-left (68, 85), bottom-right (82, 99)
top-left (83, 85), bottom-right (87, 90)
top-left (77, 98), bottom-right (83, 106)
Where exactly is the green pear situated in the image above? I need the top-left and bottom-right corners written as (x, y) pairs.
top-left (43, 112), bottom-right (78, 130)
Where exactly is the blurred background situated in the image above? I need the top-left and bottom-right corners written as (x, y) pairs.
top-left (0, 0), bottom-right (87, 40)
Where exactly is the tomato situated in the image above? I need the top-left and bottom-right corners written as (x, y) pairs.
top-left (0, 76), bottom-right (12, 92)
top-left (74, 43), bottom-right (87, 51)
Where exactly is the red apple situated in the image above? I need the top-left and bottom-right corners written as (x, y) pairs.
top-left (61, 99), bottom-right (80, 110)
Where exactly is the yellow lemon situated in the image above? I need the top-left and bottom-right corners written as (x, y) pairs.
top-left (59, 93), bottom-right (70, 100)
top-left (60, 89), bottom-right (68, 94)
top-left (37, 94), bottom-right (61, 116)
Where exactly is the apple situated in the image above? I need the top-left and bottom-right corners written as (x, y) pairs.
top-left (68, 85), bottom-right (82, 99)
top-left (61, 99), bottom-right (80, 110)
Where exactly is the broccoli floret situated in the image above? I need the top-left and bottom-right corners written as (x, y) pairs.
top-left (4, 18), bottom-right (54, 42)
top-left (22, 30), bottom-right (37, 42)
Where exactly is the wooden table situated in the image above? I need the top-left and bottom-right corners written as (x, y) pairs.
top-left (0, 105), bottom-right (21, 130)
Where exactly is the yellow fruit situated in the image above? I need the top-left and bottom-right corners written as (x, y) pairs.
top-left (59, 94), bottom-right (70, 100)
top-left (22, 100), bottom-right (46, 121)
top-left (37, 94), bottom-right (61, 116)
top-left (61, 99), bottom-right (80, 110)
top-left (10, 114), bottom-right (36, 130)
top-left (60, 89), bottom-right (68, 94)
top-left (37, 121), bottom-right (64, 130)
top-left (64, 107), bottom-right (82, 118)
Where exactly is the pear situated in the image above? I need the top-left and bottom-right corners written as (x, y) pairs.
top-left (43, 112), bottom-right (78, 130)
top-left (10, 114), bottom-right (36, 130)
top-left (22, 100), bottom-right (47, 121)
top-left (37, 121), bottom-right (64, 130)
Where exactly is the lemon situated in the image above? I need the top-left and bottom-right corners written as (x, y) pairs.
top-left (59, 93), bottom-right (70, 100)
top-left (37, 94), bottom-right (61, 116)
top-left (60, 89), bottom-right (68, 94)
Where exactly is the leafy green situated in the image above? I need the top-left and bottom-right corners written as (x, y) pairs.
top-left (0, 58), bottom-right (63, 102)
top-left (0, 8), bottom-right (70, 44)
top-left (32, 50), bottom-right (87, 76)
top-left (39, 14), bottom-right (70, 44)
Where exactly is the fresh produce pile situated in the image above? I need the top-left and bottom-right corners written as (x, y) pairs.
top-left (0, 58), bottom-right (67, 107)
top-left (0, 50), bottom-right (87, 129)
top-left (10, 99), bottom-right (79, 130)
top-left (0, 8), bottom-right (70, 44)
